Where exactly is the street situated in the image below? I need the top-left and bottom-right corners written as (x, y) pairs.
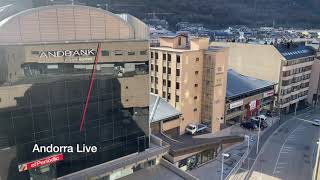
top-left (248, 107), bottom-right (320, 180)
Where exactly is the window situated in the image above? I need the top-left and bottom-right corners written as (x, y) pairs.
top-left (151, 88), bottom-right (154, 93)
top-left (155, 52), bottom-right (158, 59)
top-left (151, 52), bottom-right (154, 58)
top-left (168, 93), bottom-right (171, 100)
top-left (176, 69), bottom-right (180, 76)
top-left (163, 67), bottom-right (166, 73)
top-left (115, 50), bottom-right (123, 56)
top-left (196, 58), bottom-right (199, 62)
top-left (195, 71), bottom-right (199, 75)
top-left (177, 55), bottom-right (181, 63)
top-left (140, 50), bottom-right (147, 55)
top-left (155, 65), bottom-right (159, 72)
top-left (176, 95), bottom-right (180, 102)
top-left (176, 82), bottom-right (180, 89)
top-left (163, 54), bottom-right (167, 60)
top-left (125, 86), bottom-right (128, 89)
top-left (194, 96), bottom-right (198, 100)
top-left (155, 77), bottom-right (158, 84)
top-left (168, 54), bottom-right (171, 61)
top-left (178, 37), bottom-right (182, 46)
top-left (31, 51), bottom-right (39, 55)
top-left (101, 50), bottom-right (109, 56)
top-left (162, 92), bottom-right (166, 98)
top-left (151, 76), bottom-right (154, 83)
top-left (163, 80), bottom-right (166, 86)
top-left (168, 80), bottom-right (171, 87)
top-left (151, 65), bottom-right (154, 71)
top-left (128, 51), bottom-right (135, 55)
top-left (195, 84), bottom-right (198, 87)
top-left (168, 68), bottom-right (171, 74)
top-left (0, 98), bottom-right (1, 102)
top-left (155, 89), bottom-right (158, 94)
top-left (193, 108), bottom-right (197, 112)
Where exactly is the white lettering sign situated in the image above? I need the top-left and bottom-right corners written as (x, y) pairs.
top-left (38, 49), bottom-right (96, 58)
top-left (263, 90), bottom-right (274, 98)
top-left (230, 100), bottom-right (243, 109)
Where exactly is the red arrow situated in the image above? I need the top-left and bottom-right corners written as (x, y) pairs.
top-left (80, 43), bottom-right (101, 132)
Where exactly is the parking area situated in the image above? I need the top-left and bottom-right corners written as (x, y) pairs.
top-left (189, 115), bottom-right (279, 180)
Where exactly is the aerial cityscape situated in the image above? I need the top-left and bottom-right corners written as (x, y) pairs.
top-left (0, 0), bottom-right (319, 180)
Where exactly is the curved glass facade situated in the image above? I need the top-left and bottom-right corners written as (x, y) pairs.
top-left (0, 42), bottom-right (149, 179)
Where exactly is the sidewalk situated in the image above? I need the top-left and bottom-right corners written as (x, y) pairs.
top-left (189, 116), bottom-right (279, 180)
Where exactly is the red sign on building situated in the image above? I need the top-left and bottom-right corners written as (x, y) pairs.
top-left (18, 154), bottom-right (64, 172)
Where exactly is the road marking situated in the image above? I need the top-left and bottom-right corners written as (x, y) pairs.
top-left (280, 151), bottom-right (289, 154)
top-left (278, 162), bottom-right (288, 164)
top-left (273, 123), bottom-right (302, 175)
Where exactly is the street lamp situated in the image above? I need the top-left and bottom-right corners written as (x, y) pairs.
top-left (245, 135), bottom-right (250, 170)
top-left (221, 153), bottom-right (230, 180)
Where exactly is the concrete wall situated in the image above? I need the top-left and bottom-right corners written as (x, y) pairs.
top-left (308, 57), bottom-right (320, 104)
top-left (163, 118), bottom-right (180, 131)
top-left (210, 42), bottom-right (282, 84)
top-left (160, 159), bottom-right (199, 180)
top-left (210, 49), bottom-right (228, 132)
top-left (159, 36), bottom-right (187, 49)
top-left (179, 51), bottom-right (204, 134)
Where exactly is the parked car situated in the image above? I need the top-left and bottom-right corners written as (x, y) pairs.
top-left (257, 114), bottom-right (267, 121)
top-left (266, 110), bottom-right (272, 117)
top-left (186, 124), bottom-right (208, 135)
top-left (251, 120), bottom-right (268, 130)
top-left (312, 119), bottom-right (320, 126)
top-left (241, 122), bottom-right (257, 130)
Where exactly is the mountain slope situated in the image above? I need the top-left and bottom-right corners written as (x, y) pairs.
top-left (86, 0), bottom-right (320, 29)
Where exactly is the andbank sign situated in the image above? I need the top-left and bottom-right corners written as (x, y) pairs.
top-left (39, 49), bottom-right (96, 58)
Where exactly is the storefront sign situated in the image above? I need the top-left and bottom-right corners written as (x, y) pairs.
top-left (39, 49), bottom-right (96, 58)
top-left (263, 90), bottom-right (274, 98)
top-left (249, 100), bottom-right (257, 110)
top-left (230, 100), bottom-right (243, 109)
top-left (18, 154), bottom-right (64, 172)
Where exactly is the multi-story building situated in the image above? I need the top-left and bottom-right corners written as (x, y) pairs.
top-left (307, 41), bottom-right (320, 105)
top-left (225, 69), bottom-right (276, 125)
top-left (0, 5), bottom-right (171, 180)
top-left (150, 35), bottom-right (228, 134)
top-left (211, 41), bottom-right (316, 113)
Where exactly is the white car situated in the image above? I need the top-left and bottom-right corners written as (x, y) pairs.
top-left (186, 124), bottom-right (208, 135)
top-left (257, 115), bottom-right (267, 121)
top-left (313, 119), bottom-right (320, 126)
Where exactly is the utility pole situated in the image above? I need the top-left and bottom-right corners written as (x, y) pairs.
top-left (256, 118), bottom-right (262, 154)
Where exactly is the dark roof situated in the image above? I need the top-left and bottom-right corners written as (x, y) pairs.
top-left (149, 93), bottom-right (182, 123)
top-left (156, 133), bottom-right (243, 157)
top-left (227, 69), bottom-right (275, 98)
top-left (276, 44), bottom-right (315, 60)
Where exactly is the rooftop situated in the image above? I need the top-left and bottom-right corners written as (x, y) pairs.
top-left (227, 69), bottom-right (275, 98)
top-left (275, 43), bottom-right (315, 60)
top-left (119, 164), bottom-right (184, 180)
top-left (150, 93), bottom-right (182, 123)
